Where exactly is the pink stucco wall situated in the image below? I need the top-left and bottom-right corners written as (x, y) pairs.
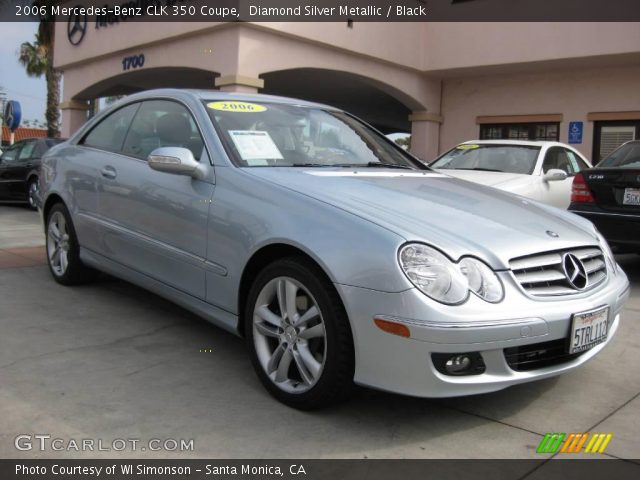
top-left (440, 64), bottom-right (640, 160)
top-left (53, 20), bottom-right (640, 159)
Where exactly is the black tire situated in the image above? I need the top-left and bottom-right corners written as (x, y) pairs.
top-left (245, 257), bottom-right (355, 409)
top-left (27, 177), bottom-right (38, 210)
top-left (45, 203), bottom-right (98, 285)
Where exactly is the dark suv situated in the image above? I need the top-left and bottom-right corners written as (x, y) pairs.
top-left (0, 138), bottom-right (65, 209)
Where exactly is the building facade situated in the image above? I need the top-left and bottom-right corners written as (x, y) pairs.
top-left (54, 19), bottom-right (640, 162)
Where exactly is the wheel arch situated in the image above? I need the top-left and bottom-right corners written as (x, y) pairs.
top-left (237, 242), bottom-right (347, 338)
top-left (42, 193), bottom-right (66, 231)
top-left (26, 171), bottom-right (39, 184)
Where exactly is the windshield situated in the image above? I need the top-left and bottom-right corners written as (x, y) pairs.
top-left (431, 144), bottom-right (540, 174)
top-left (204, 100), bottom-right (423, 169)
top-left (599, 142), bottom-right (640, 168)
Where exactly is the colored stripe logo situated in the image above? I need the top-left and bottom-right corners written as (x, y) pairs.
top-left (537, 433), bottom-right (612, 454)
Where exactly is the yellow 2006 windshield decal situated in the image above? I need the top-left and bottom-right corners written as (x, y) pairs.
top-left (457, 144), bottom-right (480, 150)
top-left (207, 101), bottom-right (267, 113)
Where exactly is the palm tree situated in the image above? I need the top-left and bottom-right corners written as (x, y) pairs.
top-left (17, 3), bottom-right (60, 138)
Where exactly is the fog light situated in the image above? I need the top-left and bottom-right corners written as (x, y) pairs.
top-left (446, 355), bottom-right (471, 374)
top-left (432, 352), bottom-right (486, 376)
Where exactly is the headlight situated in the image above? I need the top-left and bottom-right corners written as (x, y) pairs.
top-left (596, 231), bottom-right (617, 276)
top-left (459, 257), bottom-right (504, 303)
top-left (399, 244), bottom-right (503, 305)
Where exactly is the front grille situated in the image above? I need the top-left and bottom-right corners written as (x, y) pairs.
top-left (504, 339), bottom-right (586, 372)
top-left (510, 247), bottom-right (607, 296)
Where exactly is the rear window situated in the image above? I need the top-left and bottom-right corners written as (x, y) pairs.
top-left (599, 142), bottom-right (640, 168)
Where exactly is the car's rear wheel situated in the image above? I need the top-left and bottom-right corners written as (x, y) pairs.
top-left (27, 177), bottom-right (38, 210)
top-left (46, 203), bottom-right (98, 285)
top-left (245, 257), bottom-right (354, 409)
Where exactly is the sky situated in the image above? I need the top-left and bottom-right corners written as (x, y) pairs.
top-left (0, 22), bottom-right (47, 123)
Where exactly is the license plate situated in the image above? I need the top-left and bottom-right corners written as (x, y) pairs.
top-left (623, 188), bottom-right (640, 205)
top-left (569, 306), bottom-right (609, 354)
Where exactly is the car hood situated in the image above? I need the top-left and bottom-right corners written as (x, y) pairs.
top-left (436, 169), bottom-right (529, 187)
top-left (243, 168), bottom-right (597, 269)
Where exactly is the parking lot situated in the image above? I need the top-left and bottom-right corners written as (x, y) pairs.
top-left (0, 204), bottom-right (639, 461)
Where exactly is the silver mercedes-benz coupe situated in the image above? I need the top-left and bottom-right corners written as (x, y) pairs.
top-left (39, 90), bottom-right (630, 409)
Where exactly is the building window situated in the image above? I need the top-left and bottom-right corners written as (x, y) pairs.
top-left (480, 123), bottom-right (559, 141)
top-left (536, 124), bottom-right (559, 141)
top-left (593, 121), bottom-right (638, 163)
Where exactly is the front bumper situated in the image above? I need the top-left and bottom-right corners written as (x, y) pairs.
top-left (336, 265), bottom-right (630, 398)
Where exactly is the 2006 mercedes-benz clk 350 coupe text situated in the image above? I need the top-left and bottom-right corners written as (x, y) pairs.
top-left (39, 90), bottom-right (630, 409)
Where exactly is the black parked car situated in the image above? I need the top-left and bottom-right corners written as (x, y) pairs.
top-left (569, 140), bottom-right (640, 252)
top-left (0, 138), bottom-right (65, 209)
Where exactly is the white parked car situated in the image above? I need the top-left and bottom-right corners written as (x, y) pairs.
top-left (430, 140), bottom-right (592, 209)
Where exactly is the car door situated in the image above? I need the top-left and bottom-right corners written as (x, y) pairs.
top-left (95, 99), bottom-right (214, 300)
top-left (540, 147), bottom-right (581, 208)
top-left (72, 102), bottom-right (141, 250)
top-left (11, 140), bottom-right (39, 199)
top-left (0, 142), bottom-right (25, 200)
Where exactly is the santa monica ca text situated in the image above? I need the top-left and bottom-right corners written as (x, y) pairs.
top-left (16, 464), bottom-right (307, 476)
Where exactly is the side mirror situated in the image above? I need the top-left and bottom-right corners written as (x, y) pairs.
top-left (543, 169), bottom-right (568, 182)
top-left (148, 147), bottom-right (205, 180)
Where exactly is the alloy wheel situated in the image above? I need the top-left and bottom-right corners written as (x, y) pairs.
top-left (252, 276), bottom-right (327, 393)
top-left (28, 181), bottom-right (38, 209)
top-left (47, 211), bottom-right (71, 276)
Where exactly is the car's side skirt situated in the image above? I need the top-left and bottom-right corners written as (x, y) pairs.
top-left (80, 247), bottom-right (241, 336)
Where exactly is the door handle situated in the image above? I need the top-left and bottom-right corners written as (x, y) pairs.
top-left (100, 166), bottom-right (117, 179)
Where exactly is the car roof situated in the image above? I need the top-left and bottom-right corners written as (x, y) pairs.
top-left (123, 88), bottom-right (339, 111)
top-left (458, 140), bottom-right (569, 148)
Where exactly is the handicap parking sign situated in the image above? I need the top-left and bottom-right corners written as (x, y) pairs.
top-left (569, 122), bottom-right (583, 144)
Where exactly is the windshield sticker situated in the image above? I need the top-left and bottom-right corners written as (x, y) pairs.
top-left (456, 144), bottom-right (480, 150)
top-left (228, 130), bottom-right (283, 166)
top-left (207, 101), bottom-right (267, 113)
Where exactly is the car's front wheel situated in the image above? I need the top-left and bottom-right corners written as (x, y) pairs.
top-left (245, 257), bottom-right (354, 409)
top-left (46, 203), bottom-right (98, 285)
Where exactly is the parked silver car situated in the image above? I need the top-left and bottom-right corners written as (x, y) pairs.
top-left (39, 90), bottom-right (630, 409)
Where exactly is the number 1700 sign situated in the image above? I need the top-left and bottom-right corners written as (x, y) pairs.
top-left (122, 54), bottom-right (145, 71)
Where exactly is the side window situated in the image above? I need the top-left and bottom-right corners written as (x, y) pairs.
top-left (122, 100), bottom-right (204, 160)
top-left (81, 103), bottom-right (140, 152)
top-left (18, 142), bottom-right (36, 160)
top-left (0, 143), bottom-right (22, 163)
top-left (543, 147), bottom-right (574, 175)
top-left (542, 148), bottom-right (558, 173)
top-left (564, 150), bottom-right (588, 174)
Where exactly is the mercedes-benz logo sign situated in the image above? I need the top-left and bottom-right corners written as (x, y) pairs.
top-left (4, 100), bottom-right (21, 131)
top-left (67, 11), bottom-right (87, 46)
top-left (562, 253), bottom-right (588, 290)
